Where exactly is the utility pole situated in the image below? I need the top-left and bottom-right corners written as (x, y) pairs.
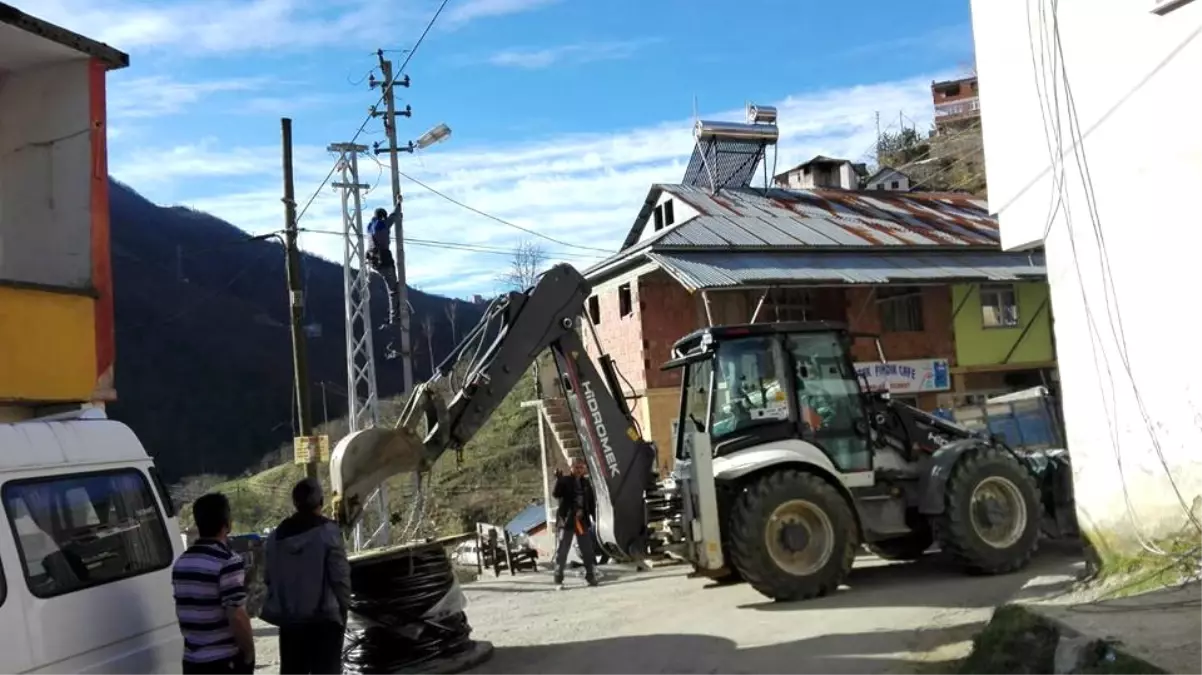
top-left (281, 118), bottom-right (316, 482)
top-left (373, 51), bottom-right (415, 394)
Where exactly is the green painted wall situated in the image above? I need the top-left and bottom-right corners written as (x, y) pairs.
top-left (952, 281), bottom-right (1055, 367)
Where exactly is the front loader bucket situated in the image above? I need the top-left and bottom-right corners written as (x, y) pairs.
top-left (330, 425), bottom-right (427, 529)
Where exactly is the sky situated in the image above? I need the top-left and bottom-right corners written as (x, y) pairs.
top-left (31, 0), bottom-right (976, 298)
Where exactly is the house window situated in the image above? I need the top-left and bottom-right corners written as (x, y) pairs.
top-left (663, 199), bottom-right (675, 226)
top-left (878, 286), bottom-right (924, 332)
top-left (2, 469), bottom-right (174, 599)
top-left (587, 295), bottom-right (601, 324)
top-left (980, 284), bottom-right (1019, 328)
top-left (768, 288), bottom-right (813, 322)
top-left (653, 205), bottom-right (664, 231)
top-left (618, 284), bottom-right (633, 318)
top-left (890, 180), bottom-right (900, 189)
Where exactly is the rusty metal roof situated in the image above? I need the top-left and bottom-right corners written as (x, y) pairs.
top-left (652, 184), bottom-right (997, 250)
top-left (647, 250), bottom-right (1046, 291)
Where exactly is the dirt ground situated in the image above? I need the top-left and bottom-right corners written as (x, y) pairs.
top-left (252, 544), bottom-right (1083, 674)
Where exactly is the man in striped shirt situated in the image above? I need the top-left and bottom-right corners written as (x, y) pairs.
top-left (172, 493), bottom-right (256, 674)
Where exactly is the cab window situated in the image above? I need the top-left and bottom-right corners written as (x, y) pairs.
top-left (2, 469), bottom-right (174, 598)
top-left (711, 336), bottom-right (787, 439)
top-left (787, 332), bottom-right (872, 472)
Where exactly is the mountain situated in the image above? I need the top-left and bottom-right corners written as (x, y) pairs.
top-left (106, 180), bottom-right (484, 482)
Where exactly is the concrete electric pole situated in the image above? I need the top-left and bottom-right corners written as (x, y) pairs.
top-left (372, 51), bottom-right (415, 394)
top-left (281, 118), bottom-right (317, 482)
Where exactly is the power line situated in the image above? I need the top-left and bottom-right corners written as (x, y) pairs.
top-left (298, 227), bottom-right (604, 261)
top-left (294, 0), bottom-right (452, 226)
top-left (391, 166), bottom-right (614, 253)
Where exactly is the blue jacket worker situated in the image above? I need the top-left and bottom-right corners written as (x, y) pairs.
top-left (261, 478), bottom-right (351, 675)
top-left (366, 195), bottom-right (403, 329)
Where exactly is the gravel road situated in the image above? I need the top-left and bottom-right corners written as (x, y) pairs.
top-left (252, 546), bottom-right (1082, 674)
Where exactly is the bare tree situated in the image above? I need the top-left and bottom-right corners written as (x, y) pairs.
top-left (422, 314), bottom-right (436, 373)
top-left (497, 240), bottom-right (547, 291)
top-left (444, 299), bottom-right (459, 344)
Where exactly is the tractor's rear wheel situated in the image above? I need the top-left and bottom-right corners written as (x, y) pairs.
top-left (866, 529), bottom-right (933, 561)
top-left (936, 447), bottom-right (1041, 574)
top-left (727, 470), bottom-right (857, 601)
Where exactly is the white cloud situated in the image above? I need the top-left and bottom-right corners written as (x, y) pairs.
top-left (27, 0), bottom-right (548, 56)
top-left (108, 75), bottom-right (267, 118)
top-left (485, 40), bottom-right (656, 69)
top-left (108, 73), bottom-right (952, 297)
top-left (443, 0), bottom-right (559, 26)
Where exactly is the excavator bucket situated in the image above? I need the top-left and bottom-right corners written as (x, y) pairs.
top-left (329, 425), bottom-right (426, 528)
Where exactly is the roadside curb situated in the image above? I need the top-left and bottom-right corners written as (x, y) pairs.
top-left (960, 604), bottom-right (1167, 674)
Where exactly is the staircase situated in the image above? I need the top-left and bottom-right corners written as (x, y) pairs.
top-left (541, 397), bottom-right (582, 466)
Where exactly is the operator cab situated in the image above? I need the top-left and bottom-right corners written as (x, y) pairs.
top-left (665, 321), bottom-right (874, 476)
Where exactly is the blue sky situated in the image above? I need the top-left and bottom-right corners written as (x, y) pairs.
top-left (32, 0), bottom-right (975, 297)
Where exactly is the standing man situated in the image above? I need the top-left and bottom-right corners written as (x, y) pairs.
top-left (261, 478), bottom-right (351, 675)
top-left (552, 458), bottom-right (599, 589)
top-left (365, 195), bottom-right (404, 331)
top-left (172, 493), bottom-right (256, 674)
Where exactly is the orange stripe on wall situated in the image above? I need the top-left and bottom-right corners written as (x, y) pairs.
top-left (89, 58), bottom-right (116, 401)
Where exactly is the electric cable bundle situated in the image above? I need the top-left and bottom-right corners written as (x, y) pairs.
top-left (342, 544), bottom-right (473, 674)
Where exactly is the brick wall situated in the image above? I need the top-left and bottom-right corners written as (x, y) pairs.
top-left (584, 273), bottom-right (648, 393)
top-left (845, 285), bottom-right (955, 363)
top-left (640, 271), bottom-right (703, 389)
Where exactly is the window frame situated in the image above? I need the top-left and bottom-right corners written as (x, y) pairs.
top-left (2, 467), bottom-right (175, 600)
top-left (618, 283), bottom-right (633, 318)
top-left (587, 295), bottom-right (601, 325)
top-left (980, 283), bottom-right (1020, 329)
top-left (878, 286), bottom-right (925, 332)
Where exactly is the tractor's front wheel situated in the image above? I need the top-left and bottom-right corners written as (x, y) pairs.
top-left (936, 447), bottom-right (1041, 574)
top-left (727, 470), bottom-right (857, 601)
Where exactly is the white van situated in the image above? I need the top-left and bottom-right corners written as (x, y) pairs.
top-left (0, 410), bottom-right (184, 673)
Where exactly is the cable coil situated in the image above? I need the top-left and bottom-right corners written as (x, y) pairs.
top-left (342, 544), bottom-right (473, 674)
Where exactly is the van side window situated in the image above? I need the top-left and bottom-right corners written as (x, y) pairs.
top-left (2, 469), bottom-right (174, 599)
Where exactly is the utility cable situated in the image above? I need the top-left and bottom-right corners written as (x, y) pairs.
top-left (298, 226), bottom-right (604, 261)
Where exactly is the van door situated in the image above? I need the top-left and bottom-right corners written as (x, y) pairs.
top-left (0, 514), bottom-right (35, 673)
top-left (1, 466), bottom-right (182, 674)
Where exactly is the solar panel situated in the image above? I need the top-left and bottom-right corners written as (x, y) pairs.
top-left (682, 120), bottom-right (777, 192)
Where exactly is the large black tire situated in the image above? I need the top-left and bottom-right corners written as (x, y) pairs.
top-left (935, 447), bottom-right (1041, 574)
top-left (727, 470), bottom-right (858, 601)
top-left (866, 529), bottom-right (933, 561)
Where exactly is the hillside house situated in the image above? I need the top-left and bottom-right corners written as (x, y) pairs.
top-left (970, 0), bottom-right (1201, 553)
top-left (932, 75), bottom-right (980, 134)
top-left (864, 166), bottom-right (912, 192)
top-left (582, 184), bottom-right (1054, 470)
top-left (773, 156), bottom-right (868, 190)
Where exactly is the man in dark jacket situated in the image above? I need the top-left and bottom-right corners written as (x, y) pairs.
top-left (552, 458), bottom-right (599, 588)
top-left (261, 478), bottom-right (351, 675)
top-left (365, 195), bottom-right (403, 330)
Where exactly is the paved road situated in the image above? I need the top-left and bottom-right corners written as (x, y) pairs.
top-left (251, 545), bottom-right (1082, 674)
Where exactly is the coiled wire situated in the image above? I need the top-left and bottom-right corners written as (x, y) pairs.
top-left (342, 544), bottom-right (472, 674)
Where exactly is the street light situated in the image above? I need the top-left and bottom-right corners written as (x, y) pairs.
top-left (401, 123), bottom-right (451, 153)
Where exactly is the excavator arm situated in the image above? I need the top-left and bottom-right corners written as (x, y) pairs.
top-left (330, 263), bottom-right (657, 558)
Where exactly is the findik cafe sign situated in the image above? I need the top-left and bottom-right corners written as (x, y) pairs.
top-left (854, 359), bottom-right (951, 394)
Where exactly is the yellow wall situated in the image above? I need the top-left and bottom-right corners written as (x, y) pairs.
top-left (0, 286), bottom-right (97, 402)
top-left (637, 386), bottom-right (681, 473)
top-left (952, 281), bottom-right (1055, 367)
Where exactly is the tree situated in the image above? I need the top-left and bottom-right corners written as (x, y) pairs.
top-left (497, 240), bottom-right (547, 292)
top-left (876, 127), bottom-right (930, 169)
top-left (444, 299), bottom-right (459, 344)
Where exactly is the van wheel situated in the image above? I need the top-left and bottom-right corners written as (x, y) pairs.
top-left (727, 470), bottom-right (857, 602)
top-left (936, 447), bottom-right (1041, 574)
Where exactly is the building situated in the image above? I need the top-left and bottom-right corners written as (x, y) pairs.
top-left (583, 182), bottom-right (1052, 470)
top-left (863, 166), bottom-right (912, 192)
top-left (931, 75), bottom-right (980, 133)
top-left (970, 0), bottom-right (1201, 555)
top-left (773, 156), bottom-right (868, 190)
top-left (0, 4), bottom-right (128, 421)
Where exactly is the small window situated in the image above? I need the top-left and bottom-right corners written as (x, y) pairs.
top-left (618, 284), bottom-right (632, 318)
top-left (878, 286), bottom-right (925, 332)
top-left (663, 200), bottom-right (675, 226)
top-left (2, 469), bottom-right (174, 599)
top-left (587, 295), bottom-right (601, 325)
top-left (890, 180), bottom-right (900, 189)
top-left (980, 284), bottom-right (1020, 328)
top-left (652, 205), bottom-right (665, 231)
top-left (768, 288), bottom-right (812, 322)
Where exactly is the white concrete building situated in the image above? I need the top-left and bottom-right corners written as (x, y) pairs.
top-left (970, 0), bottom-right (1202, 556)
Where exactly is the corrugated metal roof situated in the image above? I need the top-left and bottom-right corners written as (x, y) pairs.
top-left (647, 250), bottom-right (1046, 291)
top-left (656, 184), bottom-right (998, 250)
top-left (505, 503), bottom-right (546, 535)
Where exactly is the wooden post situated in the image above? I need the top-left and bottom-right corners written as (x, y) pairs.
top-left (503, 531), bottom-right (516, 576)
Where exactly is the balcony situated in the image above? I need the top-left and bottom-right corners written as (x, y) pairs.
top-left (935, 97), bottom-right (981, 119)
